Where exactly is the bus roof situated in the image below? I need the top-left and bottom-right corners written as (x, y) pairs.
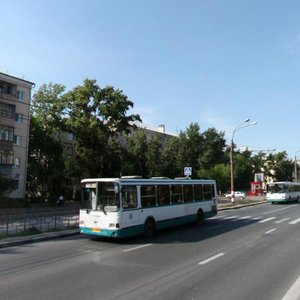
top-left (81, 177), bottom-right (216, 185)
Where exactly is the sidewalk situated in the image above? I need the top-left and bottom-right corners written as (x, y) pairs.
top-left (0, 228), bottom-right (79, 249)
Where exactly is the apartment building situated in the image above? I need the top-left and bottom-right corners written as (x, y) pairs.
top-left (0, 72), bottom-right (35, 198)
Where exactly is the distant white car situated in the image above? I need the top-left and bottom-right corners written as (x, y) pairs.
top-left (224, 191), bottom-right (246, 199)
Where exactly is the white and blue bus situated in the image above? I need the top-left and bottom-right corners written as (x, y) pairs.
top-left (266, 181), bottom-right (300, 204)
top-left (79, 177), bottom-right (218, 238)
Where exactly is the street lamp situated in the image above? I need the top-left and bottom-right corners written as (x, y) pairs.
top-left (230, 118), bottom-right (257, 204)
top-left (294, 149), bottom-right (300, 182)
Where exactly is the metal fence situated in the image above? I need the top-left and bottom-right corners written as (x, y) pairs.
top-left (0, 206), bottom-right (79, 236)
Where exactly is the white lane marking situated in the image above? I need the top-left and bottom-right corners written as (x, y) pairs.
top-left (259, 217), bottom-right (276, 223)
top-left (289, 218), bottom-right (300, 225)
top-left (281, 275), bottom-right (300, 300)
top-left (123, 244), bottom-right (153, 253)
top-left (239, 216), bottom-right (252, 220)
top-left (223, 215), bottom-right (238, 220)
top-left (198, 252), bottom-right (225, 265)
top-left (263, 206), bottom-right (292, 215)
top-left (265, 228), bottom-right (277, 234)
top-left (275, 218), bottom-right (290, 224)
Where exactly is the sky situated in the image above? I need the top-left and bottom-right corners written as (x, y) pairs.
top-left (2, 0), bottom-right (300, 158)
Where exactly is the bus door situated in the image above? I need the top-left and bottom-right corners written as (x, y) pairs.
top-left (121, 186), bottom-right (140, 228)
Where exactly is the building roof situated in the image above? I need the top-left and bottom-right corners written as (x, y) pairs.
top-left (0, 72), bottom-right (35, 88)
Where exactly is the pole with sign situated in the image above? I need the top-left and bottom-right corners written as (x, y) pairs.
top-left (184, 167), bottom-right (192, 177)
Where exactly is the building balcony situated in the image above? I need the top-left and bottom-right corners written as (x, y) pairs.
top-left (0, 140), bottom-right (13, 151)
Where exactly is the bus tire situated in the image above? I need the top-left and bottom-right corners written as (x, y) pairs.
top-left (196, 209), bottom-right (204, 225)
top-left (144, 218), bottom-right (156, 238)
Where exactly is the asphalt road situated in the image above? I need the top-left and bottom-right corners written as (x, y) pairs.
top-left (0, 202), bottom-right (300, 300)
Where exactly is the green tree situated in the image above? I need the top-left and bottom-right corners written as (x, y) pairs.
top-left (28, 83), bottom-right (66, 197)
top-left (234, 149), bottom-right (254, 191)
top-left (27, 116), bottom-right (64, 197)
top-left (199, 128), bottom-right (226, 169)
top-left (29, 79), bottom-right (140, 195)
top-left (31, 82), bottom-right (66, 130)
top-left (160, 137), bottom-right (181, 178)
top-left (176, 123), bottom-right (202, 176)
top-left (146, 136), bottom-right (163, 177)
top-left (125, 130), bottom-right (148, 176)
top-left (198, 164), bottom-right (230, 193)
top-left (266, 152), bottom-right (294, 181)
top-left (60, 79), bottom-right (141, 178)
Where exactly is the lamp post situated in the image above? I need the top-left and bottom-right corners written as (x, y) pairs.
top-left (230, 118), bottom-right (257, 204)
top-left (294, 149), bottom-right (300, 182)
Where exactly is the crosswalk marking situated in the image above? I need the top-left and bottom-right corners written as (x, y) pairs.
top-left (223, 215), bottom-right (239, 220)
top-left (259, 217), bottom-right (276, 223)
top-left (289, 218), bottom-right (300, 225)
top-left (265, 228), bottom-right (277, 234)
top-left (275, 218), bottom-right (290, 224)
top-left (218, 215), bottom-right (300, 225)
top-left (239, 216), bottom-right (252, 220)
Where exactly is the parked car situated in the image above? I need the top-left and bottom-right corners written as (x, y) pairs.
top-left (224, 191), bottom-right (246, 199)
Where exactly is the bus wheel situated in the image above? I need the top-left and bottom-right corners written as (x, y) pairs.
top-left (144, 218), bottom-right (156, 238)
top-left (196, 209), bottom-right (204, 225)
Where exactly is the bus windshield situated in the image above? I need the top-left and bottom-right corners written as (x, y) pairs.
top-left (81, 182), bottom-right (120, 212)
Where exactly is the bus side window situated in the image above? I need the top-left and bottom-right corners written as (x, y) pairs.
top-left (194, 184), bottom-right (203, 202)
top-left (183, 185), bottom-right (193, 203)
top-left (157, 185), bottom-right (170, 205)
top-left (171, 185), bottom-right (183, 203)
top-left (122, 186), bottom-right (137, 209)
top-left (141, 185), bottom-right (156, 207)
top-left (203, 184), bottom-right (212, 200)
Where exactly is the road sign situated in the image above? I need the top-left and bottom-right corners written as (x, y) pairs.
top-left (184, 167), bottom-right (192, 176)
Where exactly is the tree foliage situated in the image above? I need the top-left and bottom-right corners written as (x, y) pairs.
top-left (28, 80), bottom-right (296, 199)
top-left (27, 116), bottom-right (64, 196)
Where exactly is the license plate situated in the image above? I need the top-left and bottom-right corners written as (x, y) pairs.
top-left (92, 228), bottom-right (101, 232)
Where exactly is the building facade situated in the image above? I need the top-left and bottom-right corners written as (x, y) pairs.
top-left (0, 72), bottom-right (35, 198)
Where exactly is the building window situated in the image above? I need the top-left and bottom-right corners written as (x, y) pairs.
top-left (66, 146), bottom-right (73, 156)
top-left (17, 90), bottom-right (24, 102)
top-left (13, 135), bottom-right (22, 146)
top-left (16, 113), bottom-right (23, 123)
top-left (67, 132), bottom-right (74, 141)
top-left (14, 157), bottom-right (20, 168)
top-left (0, 150), bottom-right (14, 165)
top-left (0, 82), bottom-right (17, 96)
top-left (0, 125), bottom-right (14, 142)
top-left (0, 103), bottom-right (15, 119)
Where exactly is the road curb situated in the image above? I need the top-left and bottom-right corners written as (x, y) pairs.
top-left (218, 201), bottom-right (267, 210)
top-left (0, 229), bottom-right (80, 249)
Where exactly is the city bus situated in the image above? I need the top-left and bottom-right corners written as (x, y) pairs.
top-left (79, 177), bottom-right (218, 238)
top-left (266, 181), bottom-right (300, 204)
